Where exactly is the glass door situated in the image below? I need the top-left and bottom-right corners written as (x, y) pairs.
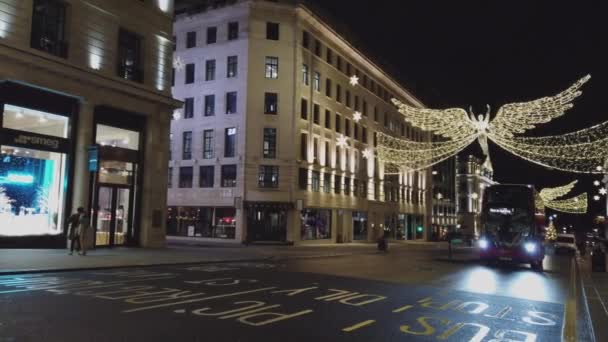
top-left (94, 185), bottom-right (131, 247)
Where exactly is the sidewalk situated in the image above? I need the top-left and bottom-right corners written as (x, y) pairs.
top-left (0, 242), bottom-right (387, 275)
top-left (577, 254), bottom-right (608, 342)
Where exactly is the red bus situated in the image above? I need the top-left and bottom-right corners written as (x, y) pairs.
top-left (479, 184), bottom-right (546, 271)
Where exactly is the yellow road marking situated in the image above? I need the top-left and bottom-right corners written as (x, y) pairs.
top-left (392, 305), bottom-right (413, 313)
top-left (342, 320), bottom-right (376, 332)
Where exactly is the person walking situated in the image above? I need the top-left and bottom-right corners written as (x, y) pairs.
top-left (78, 208), bottom-right (91, 256)
top-left (68, 207), bottom-right (84, 255)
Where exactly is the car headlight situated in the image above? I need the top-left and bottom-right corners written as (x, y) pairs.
top-left (479, 239), bottom-right (489, 249)
top-left (524, 242), bottom-right (537, 253)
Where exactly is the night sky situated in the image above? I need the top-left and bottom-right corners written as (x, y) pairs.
top-left (308, 0), bottom-right (608, 228)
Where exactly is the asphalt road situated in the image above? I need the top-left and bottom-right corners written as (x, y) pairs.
top-left (0, 246), bottom-right (574, 342)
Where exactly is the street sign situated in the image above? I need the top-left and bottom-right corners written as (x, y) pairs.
top-left (88, 145), bottom-right (99, 172)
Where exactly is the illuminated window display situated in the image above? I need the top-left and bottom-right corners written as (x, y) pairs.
top-left (300, 209), bottom-right (332, 240)
top-left (2, 104), bottom-right (69, 138)
top-left (0, 146), bottom-right (67, 236)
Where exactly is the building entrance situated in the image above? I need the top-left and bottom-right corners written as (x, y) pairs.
top-left (94, 185), bottom-right (131, 246)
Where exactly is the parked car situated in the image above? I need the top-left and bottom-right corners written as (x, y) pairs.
top-left (555, 233), bottom-right (577, 254)
top-left (444, 231), bottom-right (474, 246)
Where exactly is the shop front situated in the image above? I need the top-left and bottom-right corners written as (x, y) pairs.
top-left (352, 211), bottom-right (368, 240)
top-left (167, 206), bottom-right (236, 239)
top-left (245, 202), bottom-right (290, 242)
top-left (89, 107), bottom-right (145, 247)
top-left (0, 82), bottom-right (76, 248)
top-left (301, 208), bottom-right (332, 241)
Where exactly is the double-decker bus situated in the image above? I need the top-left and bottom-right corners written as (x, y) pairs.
top-left (479, 184), bottom-right (546, 271)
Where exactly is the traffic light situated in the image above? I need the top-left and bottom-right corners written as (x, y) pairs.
top-left (417, 226), bottom-right (423, 233)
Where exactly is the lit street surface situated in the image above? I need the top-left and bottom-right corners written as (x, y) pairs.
top-left (0, 246), bottom-right (574, 341)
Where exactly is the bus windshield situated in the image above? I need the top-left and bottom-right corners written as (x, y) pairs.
top-left (482, 185), bottom-right (536, 243)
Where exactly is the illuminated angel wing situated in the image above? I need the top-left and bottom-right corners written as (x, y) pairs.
top-left (392, 99), bottom-right (477, 140)
top-left (539, 180), bottom-right (578, 202)
top-left (489, 75), bottom-right (591, 137)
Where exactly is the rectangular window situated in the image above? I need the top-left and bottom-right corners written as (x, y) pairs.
top-left (204, 95), bottom-right (215, 116)
top-left (258, 166), bottom-right (279, 188)
top-left (323, 172), bottom-right (331, 193)
top-left (228, 22), bottom-right (239, 40)
top-left (31, 0), bottom-right (67, 58)
top-left (344, 177), bottom-right (351, 195)
top-left (335, 146), bottom-right (341, 169)
top-left (207, 26), bottom-right (217, 44)
top-left (334, 174), bottom-right (341, 194)
top-left (221, 165), bottom-right (237, 187)
top-left (266, 22), bottom-right (279, 40)
top-left (264, 92), bottom-right (278, 114)
top-left (302, 64), bottom-right (309, 85)
top-left (302, 31), bottom-right (310, 49)
top-left (363, 100), bottom-right (368, 116)
top-left (182, 131), bottom-right (192, 159)
top-left (265, 57), bottom-right (279, 79)
top-left (300, 133), bottom-right (307, 160)
top-left (374, 106), bottom-right (378, 122)
top-left (185, 63), bottom-right (195, 84)
top-left (346, 63), bottom-right (351, 75)
top-left (384, 112), bottom-right (389, 127)
top-left (226, 92), bottom-right (237, 114)
top-left (184, 97), bottom-right (194, 118)
top-left (345, 118), bottom-right (351, 137)
top-left (325, 78), bottom-right (332, 97)
top-left (324, 142), bottom-right (330, 165)
top-left (263, 128), bottom-right (277, 159)
top-left (186, 31), bottom-right (196, 48)
top-left (335, 114), bottom-right (341, 133)
top-left (362, 127), bottom-right (368, 143)
top-left (336, 84), bottom-right (342, 102)
top-left (324, 110), bottom-right (331, 129)
top-left (326, 48), bottom-right (333, 64)
top-left (345, 91), bottom-right (351, 107)
top-left (337, 55), bottom-right (343, 71)
top-left (311, 171), bottom-right (320, 191)
top-left (227, 56), bottom-right (238, 78)
top-left (313, 138), bottom-right (318, 163)
top-left (179, 167), bottom-right (193, 188)
top-left (203, 129), bottom-right (214, 159)
top-left (313, 104), bottom-right (320, 124)
top-left (354, 96), bottom-right (360, 111)
top-left (298, 168), bottom-right (308, 190)
top-left (117, 29), bottom-right (143, 82)
top-left (168, 167), bottom-right (172, 188)
top-left (300, 98), bottom-right (308, 120)
top-left (224, 127), bottom-right (237, 157)
top-left (354, 123), bottom-right (359, 140)
top-left (314, 39), bottom-right (321, 56)
top-left (171, 68), bottom-right (175, 86)
top-left (205, 60), bottom-right (216, 81)
top-left (199, 166), bottom-right (214, 188)
top-left (313, 72), bottom-right (321, 91)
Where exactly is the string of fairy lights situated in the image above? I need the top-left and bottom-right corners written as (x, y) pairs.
top-left (536, 180), bottom-right (588, 214)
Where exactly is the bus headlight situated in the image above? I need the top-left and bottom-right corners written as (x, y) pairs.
top-left (524, 242), bottom-right (536, 253)
top-left (479, 239), bottom-right (489, 249)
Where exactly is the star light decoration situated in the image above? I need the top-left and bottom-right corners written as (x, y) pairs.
top-left (173, 109), bottom-right (182, 120)
top-left (594, 195), bottom-right (601, 201)
top-left (362, 148), bottom-right (374, 159)
top-left (600, 187), bottom-right (607, 195)
top-left (377, 75), bottom-right (608, 174)
top-left (594, 180), bottom-right (601, 186)
top-left (349, 75), bottom-right (359, 86)
top-left (353, 111), bottom-right (362, 123)
top-left (173, 55), bottom-right (185, 72)
top-left (336, 134), bottom-right (348, 148)
top-left (536, 180), bottom-right (588, 214)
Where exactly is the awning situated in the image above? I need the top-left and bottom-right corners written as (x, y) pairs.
top-left (244, 201), bottom-right (294, 210)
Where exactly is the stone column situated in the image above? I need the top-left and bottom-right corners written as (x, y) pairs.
top-left (71, 101), bottom-right (94, 211)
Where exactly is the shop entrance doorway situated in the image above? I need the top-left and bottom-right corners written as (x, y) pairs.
top-left (94, 185), bottom-right (131, 246)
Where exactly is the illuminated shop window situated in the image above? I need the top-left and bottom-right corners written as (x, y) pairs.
top-left (0, 146), bottom-right (67, 237)
top-left (95, 124), bottom-right (140, 150)
top-left (2, 104), bottom-right (69, 138)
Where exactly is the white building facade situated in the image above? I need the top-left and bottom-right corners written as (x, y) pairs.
top-left (0, 0), bottom-right (179, 248)
top-left (456, 155), bottom-right (496, 238)
top-left (168, 0), bottom-right (432, 244)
